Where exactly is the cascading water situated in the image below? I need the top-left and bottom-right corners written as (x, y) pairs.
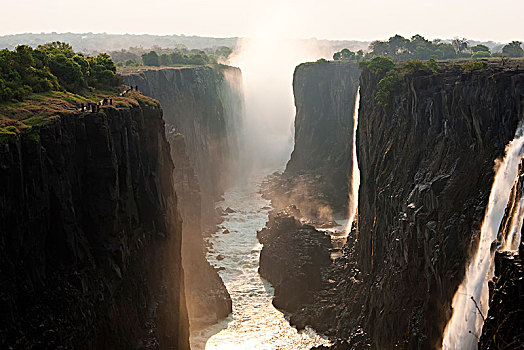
top-left (442, 123), bottom-right (524, 350)
top-left (344, 87), bottom-right (361, 234)
top-left (501, 195), bottom-right (524, 251)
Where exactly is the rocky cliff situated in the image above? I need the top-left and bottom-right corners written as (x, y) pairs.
top-left (278, 61), bottom-right (360, 219)
top-left (122, 66), bottom-right (243, 221)
top-left (263, 60), bottom-right (524, 349)
top-left (122, 66), bottom-right (241, 329)
top-left (167, 132), bottom-right (232, 329)
top-left (352, 62), bottom-right (524, 349)
top-left (0, 92), bottom-right (189, 349)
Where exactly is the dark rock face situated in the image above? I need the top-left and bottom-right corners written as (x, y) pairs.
top-left (122, 66), bottom-right (243, 222)
top-left (258, 207), bottom-right (332, 313)
top-left (167, 132), bottom-right (231, 329)
top-left (0, 103), bottom-right (189, 349)
top-left (352, 66), bottom-right (524, 349)
top-left (262, 63), bottom-right (524, 350)
top-left (479, 250), bottom-right (524, 348)
top-left (122, 66), bottom-right (240, 329)
top-left (282, 61), bottom-right (360, 218)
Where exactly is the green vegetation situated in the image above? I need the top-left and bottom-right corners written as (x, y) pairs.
top-left (461, 61), bottom-right (489, 72)
top-left (364, 56), bottom-right (395, 74)
top-left (109, 45), bottom-right (234, 67)
top-left (0, 41), bottom-right (120, 102)
top-left (333, 48), bottom-right (364, 61)
top-left (140, 49), bottom-right (218, 67)
top-left (359, 35), bottom-right (523, 62)
top-left (502, 41), bottom-right (524, 58)
top-left (375, 70), bottom-right (401, 107)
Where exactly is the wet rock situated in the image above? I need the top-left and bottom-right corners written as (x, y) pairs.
top-left (216, 255), bottom-right (225, 261)
top-left (225, 207), bottom-right (236, 213)
top-left (258, 208), bottom-right (332, 313)
top-left (222, 229), bottom-right (230, 234)
top-left (479, 251), bottom-right (524, 348)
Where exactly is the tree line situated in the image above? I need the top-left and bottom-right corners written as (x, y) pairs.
top-left (110, 46), bottom-right (233, 67)
top-left (333, 35), bottom-right (524, 62)
top-left (0, 41), bottom-right (119, 102)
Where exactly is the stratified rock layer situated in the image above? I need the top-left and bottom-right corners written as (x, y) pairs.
top-left (0, 98), bottom-right (189, 349)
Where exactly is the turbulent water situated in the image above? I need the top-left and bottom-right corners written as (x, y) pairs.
top-left (442, 123), bottom-right (524, 350)
top-left (190, 172), bottom-right (330, 350)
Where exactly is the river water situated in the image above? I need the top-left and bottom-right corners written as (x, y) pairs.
top-left (190, 172), bottom-right (330, 350)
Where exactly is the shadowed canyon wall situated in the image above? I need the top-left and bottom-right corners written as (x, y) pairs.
top-left (122, 66), bottom-right (243, 217)
top-left (0, 95), bottom-right (189, 349)
top-left (354, 63), bottom-right (524, 348)
top-left (267, 61), bottom-right (360, 221)
top-left (262, 60), bottom-right (524, 350)
top-left (122, 66), bottom-right (242, 328)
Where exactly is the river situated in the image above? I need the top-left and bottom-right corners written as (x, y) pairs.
top-left (190, 172), bottom-right (330, 350)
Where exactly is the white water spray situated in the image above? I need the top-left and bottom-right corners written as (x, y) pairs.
top-left (501, 195), bottom-right (524, 251)
top-left (442, 123), bottom-right (524, 350)
top-left (345, 87), bottom-right (361, 234)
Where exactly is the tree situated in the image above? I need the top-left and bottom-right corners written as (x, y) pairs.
top-left (471, 44), bottom-right (490, 53)
top-left (88, 53), bottom-right (117, 89)
top-left (215, 46), bottom-right (233, 58)
top-left (160, 53), bottom-right (172, 66)
top-left (169, 52), bottom-right (186, 65)
top-left (48, 53), bottom-right (85, 91)
top-left (502, 41), bottom-right (524, 57)
top-left (142, 51), bottom-right (160, 66)
top-left (37, 41), bottom-right (75, 58)
top-left (366, 56), bottom-right (395, 74)
top-left (452, 38), bottom-right (469, 53)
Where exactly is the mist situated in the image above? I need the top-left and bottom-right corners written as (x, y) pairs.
top-left (227, 17), bottom-right (330, 175)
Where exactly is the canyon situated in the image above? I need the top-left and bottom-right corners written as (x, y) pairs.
top-left (1, 55), bottom-right (523, 350)
top-left (260, 59), bottom-right (524, 349)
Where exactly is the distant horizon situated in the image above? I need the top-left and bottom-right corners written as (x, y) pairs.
top-left (0, 31), bottom-right (516, 46)
top-left (2, 1), bottom-right (523, 44)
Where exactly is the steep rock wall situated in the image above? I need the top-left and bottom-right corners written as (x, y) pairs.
top-left (282, 61), bottom-right (360, 217)
top-left (0, 97), bottom-right (189, 349)
top-left (352, 63), bottom-right (524, 349)
top-left (122, 66), bottom-right (242, 329)
top-left (122, 66), bottom-right (243, 219)
top-left (167, 132), bottom-right (232, 329)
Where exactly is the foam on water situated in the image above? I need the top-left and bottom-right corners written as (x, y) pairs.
top-left (190, 172), bottom-right (330, 350)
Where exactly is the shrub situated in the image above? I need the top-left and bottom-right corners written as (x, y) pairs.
top-left (142, 51), bottom-right (160, 66)
top-left (0, 42), bottom-right (119, 102)
top-left (375, 70), bottom-right (401, 107)
top-left (472, 51), bottom-right (491, 59)
top-left (461, 61), bottom-right (489, 72)
top-left (401, 59), bottom-right (437, 74)
top-left (367, 56), bottom-right (395, 74)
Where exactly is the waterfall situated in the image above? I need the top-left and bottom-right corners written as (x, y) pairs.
top-left (345, 87), bottom-right (361, 234)
top-left (501, 195), bottom-right (524, 251)
top-left (442, 123), bottom-right (524, 350)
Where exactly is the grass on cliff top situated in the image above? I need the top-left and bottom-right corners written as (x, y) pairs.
top-left (0, 86), bottom-right (159, 142)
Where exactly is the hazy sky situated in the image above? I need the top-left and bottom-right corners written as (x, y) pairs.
top-left (2, 0), bottom-right (523, 42)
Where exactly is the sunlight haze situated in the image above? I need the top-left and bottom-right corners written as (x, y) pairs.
top-left (2, 0), bottom-right (523, 42)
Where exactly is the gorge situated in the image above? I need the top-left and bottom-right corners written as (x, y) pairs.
top-left (1, 41), bottom-right (523, 350)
